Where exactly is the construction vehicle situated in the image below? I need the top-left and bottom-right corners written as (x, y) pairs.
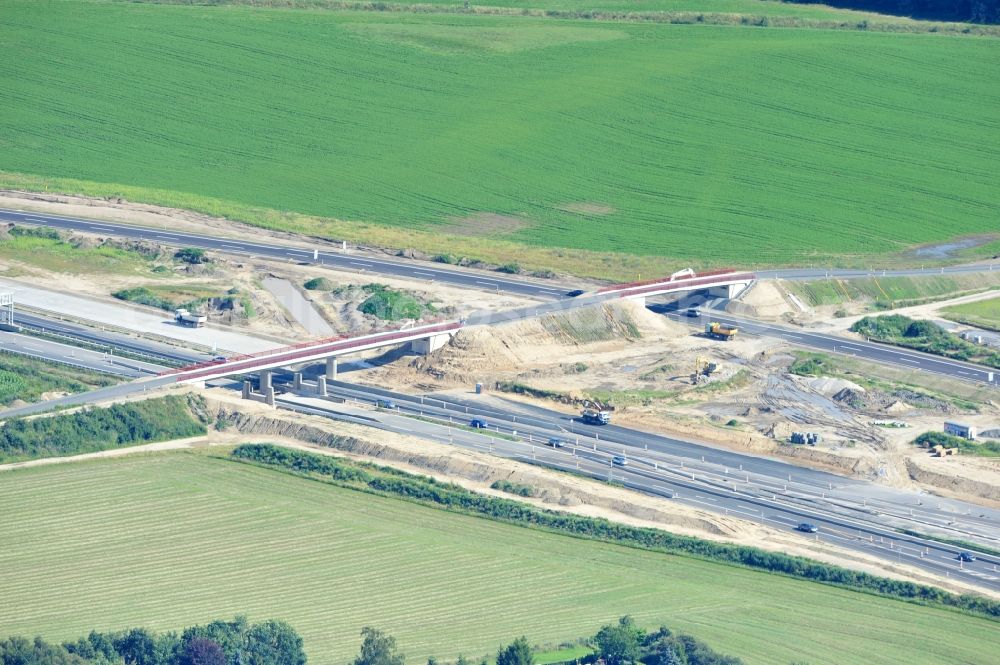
top-left (175, 308), bottom-right (208, 328)
top-left (690, 356), bottom-right (719, 384)
top-left (581, 408), bottom-right (611, 425)
top-left (705, 321), bottom-right (738, 341)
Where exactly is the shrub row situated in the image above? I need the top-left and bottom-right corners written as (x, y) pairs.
top-left (0, 395), bottom-right (207, 462)
top-left (231, 444), bottom-right (1000, 619)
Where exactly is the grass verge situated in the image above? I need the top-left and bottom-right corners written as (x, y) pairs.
top-left (0, 351), bottom-right (119, 406)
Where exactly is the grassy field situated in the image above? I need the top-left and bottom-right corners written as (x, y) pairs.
top-left (0, 351), bottom-right (118, 405)
top-left (0, 451), bottom-right (997, 665)
top-left (2, 2), bottom-right (998, 277)
top-left (942, 296), bottom-right (1000, 332)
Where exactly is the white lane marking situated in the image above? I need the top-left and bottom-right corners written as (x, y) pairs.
top-left (476, 280), bottom-right (498, 285)
top-left (897, 357), bottom-right (920, 364)
top-left (24, 217), bottom-right (49, 223)
top-left (156, 234), bottom-right (178, 239)
top-left (220, 244), bottom-right (243, 250)
top-left (957, 370), bottom-right (970, 375)
top-left (413, 271), bottom-right (436, 277)
top-left (349, 261), bottom-right (373, 267)
top-left (838, 343), bottom-right (866, 351)
top-left (88, 225), bottom-right (116, 231)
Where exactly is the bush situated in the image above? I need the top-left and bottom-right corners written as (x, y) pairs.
top-left (10, 225), bottom-right (61, 240)
top-left (112, 287), bottom-right (175, 310)
top-left (174, 247), bottom-right (208, 264)
top-left (491, 479), bottom-right (536, 497)
top-left (233, 444), bottom-right (1000, 620)
top-left (433, 253), bottom-right (457, 264)
top-left (0, 395), bottom-right (206, 462)
top-left (358, 285), bottom-right (424, 321)
top-left (497, 262), bottom-right (521, 274)
top-left (303, 277), bottom-right (334, 291)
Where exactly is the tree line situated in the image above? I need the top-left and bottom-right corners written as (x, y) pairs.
top-left (232, 444), bottom-right (1000, 619)
top-left (0, 616), bottom-right (755, 665)
top-left (791, 0), bottom-right (999, 23)
top-left (0, 616), bottom-right (304, 665)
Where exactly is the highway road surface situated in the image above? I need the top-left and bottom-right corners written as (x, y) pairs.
top-left (268, 382), bottom-right (1000, 593)
top-left (0, 208), bottom-right (567, 300)
top-left (4, 207), bottom-right (999, 299)
top-left (15, 310), bottom-right (209, 365)
top-left (0, 330), bottom-right (164, 378)
top-left (652, 302), bottom-right (1000, 387)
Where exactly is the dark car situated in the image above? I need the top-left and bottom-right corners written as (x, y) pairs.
top-left (375, 399), bottom-right (396, 409)
top-left (547, 437), bottom-right (565, 448)
top-left (612, 455), bottom-right (628, 467)
top-left (797, 523), bottom-right (819, 534)
top-left (958, 552), bottom-right (977, 562)
top-left (212, 355), bottom-right (227, 362)
top-left (469, 418), bottom-right (489, 429)
top-left (686, 307), bottom-right (700, 317)
top-left (565, 289), bottom-right (586, 298)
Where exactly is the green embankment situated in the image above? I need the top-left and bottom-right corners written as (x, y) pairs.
top-left (0, 395), bottom-right (207, 463)
top-left (787, 274), bottom-right (1000, 309)
top-left (0, 352), bottom-right (118, 406)
top-left (942, 296), bottom-right (1000, 332)
top-left (0, 451), bottom-right (996, 665)
top-left (2, 2), bottom-right (998, 277)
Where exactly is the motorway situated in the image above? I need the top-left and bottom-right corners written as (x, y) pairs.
top-left (0, 208), bottom-right (567, 300)
top-left (0, 330), bottom-right (165, 378)
top-left (651, 302), bottom-right (1000, 388)
top-left (15, 310), bottom-right (209, 365)
top-left (263, 377), bottom-right (1000, 593)
top-left (4, 206), bottom-right (999, 299)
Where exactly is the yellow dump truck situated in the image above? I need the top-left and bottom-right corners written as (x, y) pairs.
top-left (705, 321), bottom-right (738, 341)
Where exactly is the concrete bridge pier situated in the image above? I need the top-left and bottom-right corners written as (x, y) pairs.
top-left (325, 357), bottom-right (338, 379)
top-left (241, 376), bottom-right (275, 407)
top-left (292, 372), bottom-right (303, 390)
top-left (411, 332), bottom-right (452, 355)
top-left (316, 376), bottom-right (328, 397)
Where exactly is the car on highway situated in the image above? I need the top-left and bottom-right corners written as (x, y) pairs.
top-left (958, 552), bottom-right (977, 562)
top-left (565, 289), bottom-right (586, 298)
top-left (612, 455), bottom-right (628, 467)
top-left (375, 399), bottom-right (396, 409)
top-left (686, 307), bottom-right (700, 317)
top-left (212, 355), bottom-right (227, 362)
top-left (469, 418), bottom-right (489, 429)
top-left (547, 437), bottom-right (565, 448)
top-left (797, 523), bottom-right (819, 533)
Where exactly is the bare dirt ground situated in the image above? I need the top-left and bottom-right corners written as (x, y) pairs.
top-left (5, 387), bottom-right (991, 598)
top-left (354, 300), bottom-right (1000, 505)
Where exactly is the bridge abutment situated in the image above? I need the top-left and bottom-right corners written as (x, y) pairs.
top-left (411, 332), bottom-right (452, 355)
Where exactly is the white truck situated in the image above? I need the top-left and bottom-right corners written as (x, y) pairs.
top-left (175, 308), bottom-right (207, 328)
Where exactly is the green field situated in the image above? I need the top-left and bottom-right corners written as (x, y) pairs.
top-left (2, 2), bottom-right (999, 276)
top-left (942, 296), bottom-right (1000, 332)
top-left (0, 451), bottom-right (996, 664)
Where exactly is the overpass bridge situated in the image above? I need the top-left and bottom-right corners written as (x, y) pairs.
top-left (0, 269), bottom-right (755, 415)
top-left (158, 268), bottom-right (754, 405)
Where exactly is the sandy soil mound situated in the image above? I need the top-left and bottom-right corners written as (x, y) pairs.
top-left (409, 300), bottom-right (687, 383)
top-left (808, 377), bottom-right (865, 395)
top-left (730, 280), bottom-right (793, 318)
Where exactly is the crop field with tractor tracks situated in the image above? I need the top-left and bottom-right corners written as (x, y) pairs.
top-left (1, 1), bottom-right (999, 278)
top-left (0, 451), bottom-right (997, 665)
